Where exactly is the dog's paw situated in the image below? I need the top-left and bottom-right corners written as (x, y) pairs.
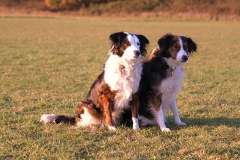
top-left (161, 127), bottom-right (171, 132)
top-left (132, 118), bottom-right (140, 131)
top-left (133, 125), bottom-right (141, 131)
top-left (40, 114), bottom-right (57, 123)
top-left (108, 126), bottom-right (117, 131)
top-left (175, 121), bottom-right (187, 126)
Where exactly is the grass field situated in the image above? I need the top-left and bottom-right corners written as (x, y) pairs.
top-left (0, 17), bottom-right (239, 159)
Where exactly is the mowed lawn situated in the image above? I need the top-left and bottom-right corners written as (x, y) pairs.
top-left (0, 17), bottom-right (239, 159)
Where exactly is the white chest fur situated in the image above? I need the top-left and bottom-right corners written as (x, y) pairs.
top-left (104, 54), bottom-right (142, 109)
top-left (159, 67), bottom-right (184, 104)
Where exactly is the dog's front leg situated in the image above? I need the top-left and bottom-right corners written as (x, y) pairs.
top-left (151, 93), bottom-right (170, 132)
top-left (101, 95), bottom-right (116, 131)
top-left (157, 105), bottom-right (171, 132)
top-left (169, 98), bottom-right (186, 126)
top-left (130, 93), bottom-right (140, 130)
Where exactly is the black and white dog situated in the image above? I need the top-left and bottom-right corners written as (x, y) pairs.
top-left (137, 33), bottom-right (197, 132)
top-left (40, 32), bottom-right (149, 131)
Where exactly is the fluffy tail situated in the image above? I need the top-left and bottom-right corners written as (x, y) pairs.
top-left (40, 114), bottom-right (76, 125)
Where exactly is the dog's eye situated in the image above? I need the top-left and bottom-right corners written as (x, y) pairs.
top-left (173, 44), bottom-right (179, 49)
top-left (137, 42), bottom-right (140, 46)
top-left (125, 41), bottom-right (131, 46)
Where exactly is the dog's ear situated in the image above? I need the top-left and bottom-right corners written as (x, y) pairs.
top-left (136, 34), bottom-right (149, 56)
top-left (109, 32), bottom-right (126, 55)
top-left (157, 33), bottom-right (174, 52)
top-left (187, 37), bottom-right (197, 53)
top-left (157, 33), bottom-right (174, 58)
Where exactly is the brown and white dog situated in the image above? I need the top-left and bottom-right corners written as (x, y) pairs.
top-left (40, 32), bottom-right (149, 131)
top-left (136, 33), bottom-right (197, 132)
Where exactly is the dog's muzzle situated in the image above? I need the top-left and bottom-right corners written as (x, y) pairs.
top-left (182, 55), bottom-right (188, 62)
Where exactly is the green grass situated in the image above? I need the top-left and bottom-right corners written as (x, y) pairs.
top-left (0, 17), bottom-right (239, 159)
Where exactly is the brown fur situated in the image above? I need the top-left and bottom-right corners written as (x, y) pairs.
top-left (99, 84), bottom-right (116, 127)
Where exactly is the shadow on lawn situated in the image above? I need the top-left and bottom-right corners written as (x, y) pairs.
top-left (159, 116), bottom-right (240, 131)
top-left (121, 116), bottom-right (239, 131)
top-left (183, 117), bottom-right (240, 128)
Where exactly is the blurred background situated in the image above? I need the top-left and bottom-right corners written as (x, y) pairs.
top-left (0, 0), bottom-right (240, 20)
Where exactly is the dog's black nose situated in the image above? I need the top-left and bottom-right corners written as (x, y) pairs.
top-left (134, 51), bottom-right (140, 57)
top-left (182, 55), bottom-right (188, 62)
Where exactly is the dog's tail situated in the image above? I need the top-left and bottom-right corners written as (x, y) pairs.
top-left (40, 114), bottom-right (76, 125)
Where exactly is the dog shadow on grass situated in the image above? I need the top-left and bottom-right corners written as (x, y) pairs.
top-left (120, 116), bottom-right (239, 131)
top-left (152, 116), bottom-right (239, 131)
top-left (180, 117), bottom-right (240, 128)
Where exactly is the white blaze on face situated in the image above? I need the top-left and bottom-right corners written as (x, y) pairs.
top-left (176, 37), bottom-right (188, 62)
top-left (122, 33), bottom-right (141, 60)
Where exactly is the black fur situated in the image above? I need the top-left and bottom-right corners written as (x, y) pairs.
top-left (136, 34), bottom-right (149, 56)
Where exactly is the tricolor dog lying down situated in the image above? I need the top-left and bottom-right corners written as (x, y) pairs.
top-left (40, 32), bottom-right (149, 130)
top-left (136, 33), bottom-right (197, 132)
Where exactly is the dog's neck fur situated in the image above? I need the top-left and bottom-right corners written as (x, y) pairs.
top-left (164, 57), bottom-right (186, 70)
top-left (104, 53), bottom-right (142, 109)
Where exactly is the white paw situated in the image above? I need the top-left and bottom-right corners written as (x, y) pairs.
top-left (108, 126), bottom-right (117, 131)
top-left (161, 127), bottom-right (171, 132)
top-left (133, 125), bottom-right (141, 131)
top-left (175, 121), bottom-right (187, 126)
top-left (40, 114), bottom-right (57, 123)
top-left (132, 117), bottom-right (140, 131)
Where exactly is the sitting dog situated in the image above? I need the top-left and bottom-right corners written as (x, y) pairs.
top-left (137, 33), bottom-right (197, 132)
top-left (40, 32), bottom-right (149, 130)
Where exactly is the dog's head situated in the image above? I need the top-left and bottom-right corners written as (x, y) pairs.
top-left (157, 33), bottom-right (197, 63)
top-left (109, 32), bottom-right (149, 60)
